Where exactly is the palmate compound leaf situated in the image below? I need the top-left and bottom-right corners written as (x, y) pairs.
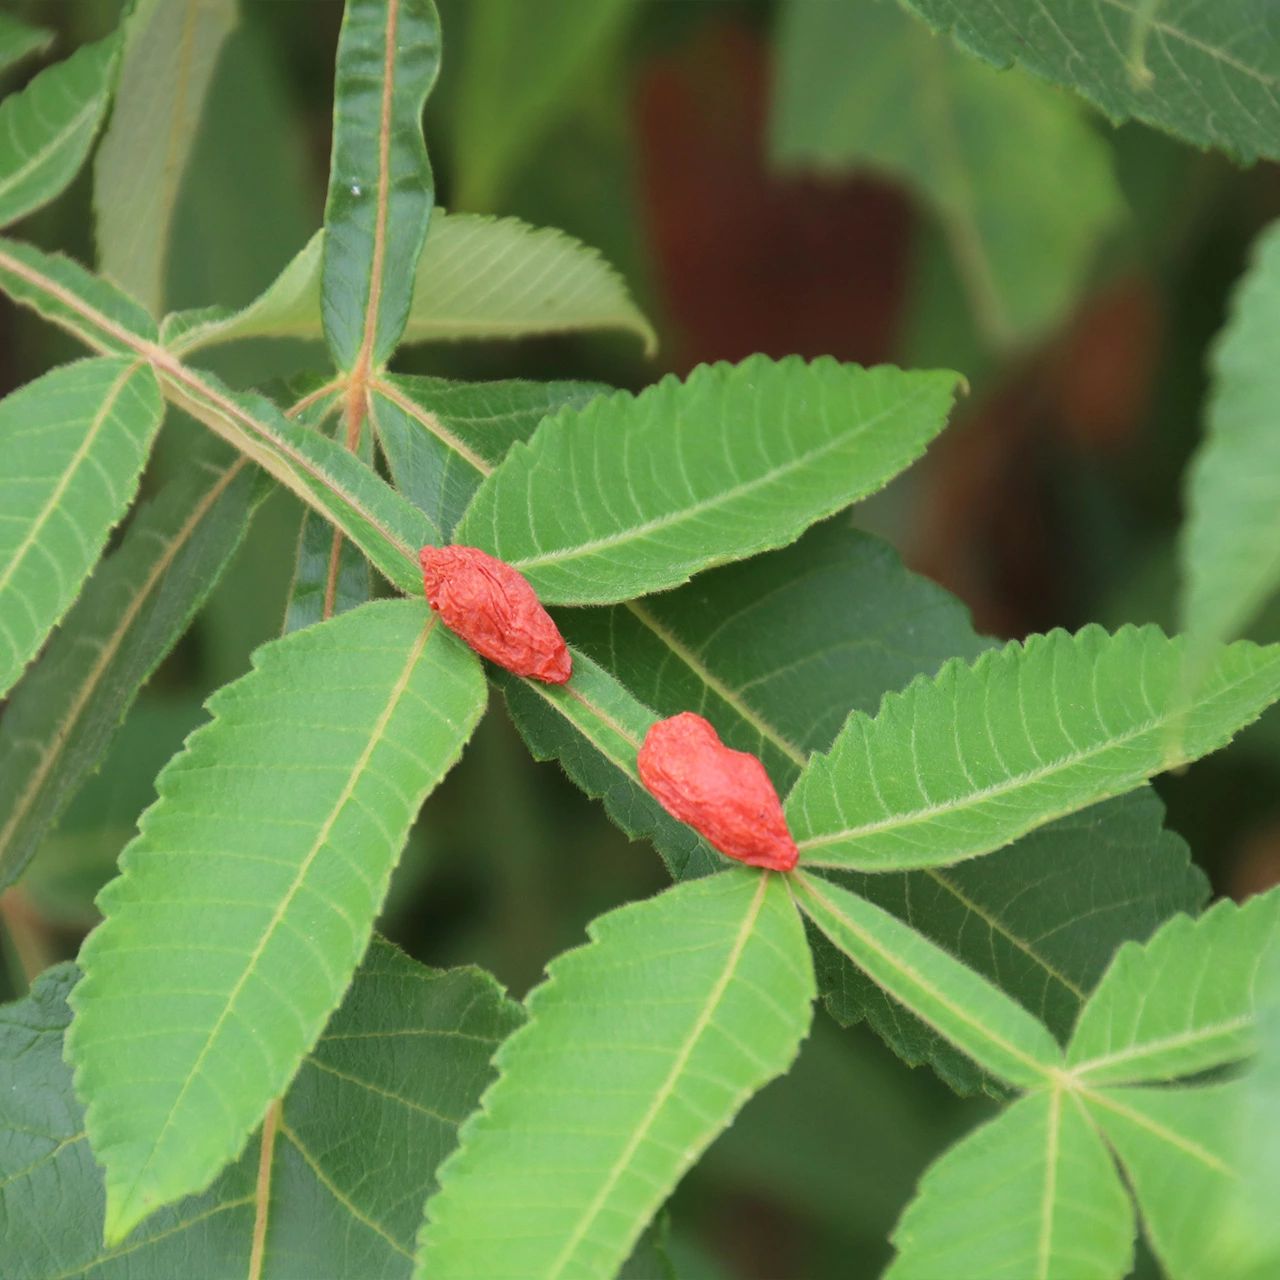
top-left (66, 601), bottom-right (488, 1245)
top-left (772, 0), bottom-right (1122, 349)
top-left (1181, 218), bottom-right (1280, 646)
top-left (0, 940), bottom-right (522, 1279)
top-left (455, 355), bottom-right (962, 605)
top-left (321, 0), bottom-right (440, 371)
top-left (160, 212), bottom-right (655, 355)
top-left (0, 356), bottom-right (163, 701)
top-left (886, 1089), bottom-right (1134, 1280)
top-left (898, 0), bottom-right (1280, 164)
top-left (369, 373), bottom-right (608, 539)
top-left (0, 432), bottom-right (262, 894)
top-left (0, 34), bottom-right (119, 229)
top-left (416, 869), bottom-right (816, 1280)
top-left (1067, 887), bottom-right (1280, 1085)
top-left (788, 625), bottom-right (1280, 873)
top-left (521, 527), bottom-right (1205, 1091)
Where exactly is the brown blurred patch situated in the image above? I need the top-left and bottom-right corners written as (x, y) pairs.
top-left (635, 20), bottom-right (911, 374)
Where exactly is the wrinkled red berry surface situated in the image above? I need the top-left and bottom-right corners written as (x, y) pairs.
top-left (637, 712), bottom-right (798, 871)
top-left (419, 545), bottom-right (572, 685)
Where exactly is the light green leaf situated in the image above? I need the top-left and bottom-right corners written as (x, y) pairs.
top-left (322, 0), bottom-right (440, 371)
top-left (160, 231), bottom-right (323, 352)
top-left (1181, 218), bottom-right (1280, 645)
top-left (0, 235), bottom-right (157, 352)
top-left (887, 1089), bottom-right (1134, 1279)
top-left (282, 385), bottom-right (372, 632)
top-left (0, 356), bottom-right (163, 701)
top-left (161, 210), bottom-right (654, 355)
top-left (1085, 1083), bottom-right (1245, 1280)
top-left (794, 871), bottom-right (1062, 1086)
top-left (457, 355), bottom-right (961, 605)
top-left (94, 0), bottom-right (236, 312)
top-left (0, 433), bottom-right (261, 894)
top-left (452, 0), bottom-right (638, 210)
top-left (394, 210), bottom-right (655, 351)
top-left (67, 601), bottom-right (487, 1244)
top-left (1, 941), bottom-right (521, 1278)
top-left (369, 372), bottom-right (606, 539)
top-left (0, 238), bottom-right (434, 596)
top-left (0, 13), bottom-right (51, 74)
top-left (788, 625), bottom-right (1280, 872)
top-left (1067, 888), bottom-right (1280, 1084)
top-left (417, 870), bottom-right (815, 1279)
top-left (899, 0), bottom-right (1280, 163)
top-left (0, 34), bottom-right (118, 228)
top-left (773, 0), bottom-right (1121, 348)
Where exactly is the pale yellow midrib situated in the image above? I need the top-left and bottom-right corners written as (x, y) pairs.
top-left (114, 618), bottom-right (435, 1216)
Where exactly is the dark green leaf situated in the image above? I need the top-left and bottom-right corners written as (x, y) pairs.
top-left (322, 0), bottom-right (441, 370)
top-left (0, 13), bottom-right (52, 74)
top-left (899, 0), bottom-right (1280, 163)
top-left (370, 372), bottom-right (606, 538)
top-left (0, 940), bottom-right (521, 1278)
top-left (0, 433), bottom-right (261, 893)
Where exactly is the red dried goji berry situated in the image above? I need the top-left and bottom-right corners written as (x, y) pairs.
top-left (419, 545), bottom-right (572, 685)
top-left (637, 712), bottom-right (798, 871)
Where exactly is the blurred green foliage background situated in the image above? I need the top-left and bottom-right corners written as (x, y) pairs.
top-left (1, 1), bottom-right (1278, 1274)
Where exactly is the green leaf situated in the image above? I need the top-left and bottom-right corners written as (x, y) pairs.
top-left (417, 869), bottom-right (815, 1279)
top-left (164, 370), bottom-right (433, 596)
top-left (887, 1089), bottom-right (1134, 1279)
top-left (0, 13), bottom-right (52, 74)
top-left (452, 0), bottom-right (638, 210)
top-left (392, 210), bottom-right (656, 351)
top-left (0, 34), bottom-right (118, 229)
top-left (788, 625), bottom-right (1280, 873)
top-left (497, 649), bottom-right (726, 883)
top-left (1181, 218), bottom-right (1280, 644)
top-left (0, 433), bottom-right (261, 894)
top-left (1085, 1083), bottom-right (1245, 1280)
top-left (561, 523), bottom-right (989, 789)
top-left (1, 941), bottom-right (521, 1278)
top-left (457, 355), bottom-right (961, 605)
top-left (899, 0), bottom-right (1280, 163)
top-left (0, 235), bottom-right (157, 352)
top-left (161, 210), bottom-right (655, 355)
top-left (827, 790), bottom-right (1207, 1091)
top-left (369, 372), bottom-right (606, 539)
top-left (0, 356), bottom-right (164, 701)
top-left (283, 387), bottom-right (373, 632)
top-left (160, 231), bottom-right (324, 352)
top-left (322, 0), bottom-right (440, 370)
top-left (0, 238), bottom-right (434, 596)
top-left (1067, 888), bottom-right (1280, 1084)
top-left (94, 0), bottom-right (236, 312)
top-left (773, 0), bottom-right (1121, 348)
top-left (539, 528), bottom-right (1206, 1089)
top-left (794, 871), bottom-right (1062, 1086)
top-left (67, 601), bottom-right (487, 1243)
